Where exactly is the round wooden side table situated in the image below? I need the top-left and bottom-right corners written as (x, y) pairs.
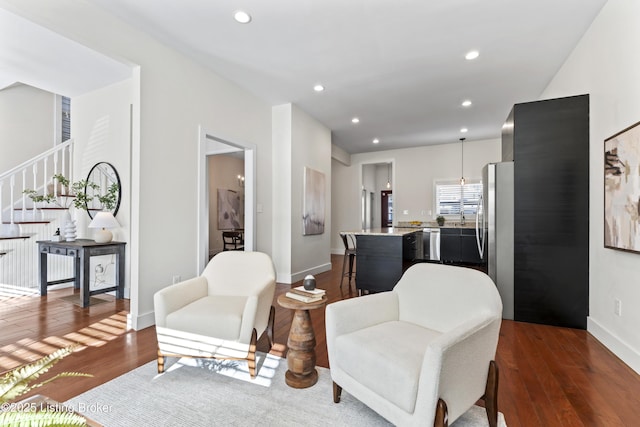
top-left (277, 293), bottom-right (327, 388)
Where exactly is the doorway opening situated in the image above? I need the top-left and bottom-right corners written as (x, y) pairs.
top-left (198, 127), bottom-right (256, 273)
top-left (360, 160), bottom-right (394, 229)
top-left (381, 190), bottom-right (393, 227)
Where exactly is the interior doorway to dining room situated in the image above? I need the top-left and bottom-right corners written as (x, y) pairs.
top-left (198, 129), bottom-right (256, 273)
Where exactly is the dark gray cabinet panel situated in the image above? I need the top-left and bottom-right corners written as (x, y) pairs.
top-left (509, 94), bottom-right (589, 329)
top-left (440, 228), bottom-right (461, 262)
top-left (439, 228), bottom-right (484, 264)
top-left (355, 232), bottom-right (419, 293)
top-left (460, 229), bottom-right (483, 264)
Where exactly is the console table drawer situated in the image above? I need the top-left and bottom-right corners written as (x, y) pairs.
top-left (40, 246), bottom-right (69, 255)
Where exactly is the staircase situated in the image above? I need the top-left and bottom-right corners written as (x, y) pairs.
top-left (0, 140), bottom-right (75, 290)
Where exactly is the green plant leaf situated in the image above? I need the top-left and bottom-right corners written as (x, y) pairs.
top-left (0, 409), bottom-right (88, 426)
top-left (0, 346), bottom-right (91, 404)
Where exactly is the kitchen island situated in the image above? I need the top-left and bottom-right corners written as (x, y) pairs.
top-left (344, 228), bottom-right (422, 293)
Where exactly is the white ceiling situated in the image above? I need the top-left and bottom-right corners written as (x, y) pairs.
top-left (0, 8), bottom-right (131, 97)
top-left (2, 1), bottom-right (607, 154)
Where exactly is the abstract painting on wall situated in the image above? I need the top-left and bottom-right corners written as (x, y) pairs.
top-left (604, 121), bottom-right (640, 253)
top-left (218, 188), bottom-right (243, 230)
top-left (303, 167), bottom-right (325, 235)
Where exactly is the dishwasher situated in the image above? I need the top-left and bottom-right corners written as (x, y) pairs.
top-left (422, 228), bottom-right (441, 261)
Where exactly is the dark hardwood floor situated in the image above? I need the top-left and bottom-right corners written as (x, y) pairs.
top-left (1, 255), bottom-right (639, 426)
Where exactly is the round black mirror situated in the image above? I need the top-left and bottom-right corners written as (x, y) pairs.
top-left (85, 162), bottom-right (121, 219)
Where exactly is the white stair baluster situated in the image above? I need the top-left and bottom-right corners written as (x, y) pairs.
top-left (9, 174), bottom-right (15, 225)
top-left (68, 144), bottom-right (74, 182)
top-left (61, 146), bottom-right (66, 182)
top-left (43, 158), bottom-right (48, 202)
top-left (53, 151), bottom-right (58, 197)
top-left (32, 163), bottom-right (38, 219)
top-left (0, 181), bottom-right (4, 223)
top-left (21, 169), bottom-right (26, 221)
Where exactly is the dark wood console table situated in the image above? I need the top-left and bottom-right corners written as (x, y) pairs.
top-left (37, 239), bottom-right (126, 307)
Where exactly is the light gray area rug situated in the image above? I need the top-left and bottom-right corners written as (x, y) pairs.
top-left (66, 354), bottom-right (507, 426)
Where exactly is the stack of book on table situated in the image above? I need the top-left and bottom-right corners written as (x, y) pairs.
top-left (285, 286), bottom-right (326, 303)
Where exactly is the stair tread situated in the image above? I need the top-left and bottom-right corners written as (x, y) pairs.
top-left (2, 220), bottom-right (52, 225)
top-left (11, 207), bottom-right (69, 211)
top-left (0, 234), bottom-right (35, 241)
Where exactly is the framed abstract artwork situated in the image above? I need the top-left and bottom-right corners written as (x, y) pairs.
top-left (217, 188), bottom-right (243, 230)
top-left (302, 167), bottom-right (325, 235)
top-left (604, 121), bottom-right (640, 253)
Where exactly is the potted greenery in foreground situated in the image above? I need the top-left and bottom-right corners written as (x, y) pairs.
top-left (0, 346), bottom-right (92, 426)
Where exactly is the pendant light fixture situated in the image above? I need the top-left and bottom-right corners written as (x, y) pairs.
top-left (386, 163), bottom-right (391, 189)
top-left (460, 137), bottom-right (466, 186)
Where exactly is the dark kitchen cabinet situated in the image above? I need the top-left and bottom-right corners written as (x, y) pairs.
top-left (504, 94), bottom-right (589, 329)
top-left (440, 228), bottom-right (461, 262)
top-left (460, 229), bottom-right (483, 264)
top-left (355, 231), bottom-right (420, 293)
top-left (439, 228), bottom-right (484, 264)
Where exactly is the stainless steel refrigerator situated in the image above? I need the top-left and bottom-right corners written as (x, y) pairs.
top-left (477, 162), bottom-right (514, 319)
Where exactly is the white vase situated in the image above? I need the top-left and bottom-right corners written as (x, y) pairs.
top-left (62, 211), bottom-right (77, 242)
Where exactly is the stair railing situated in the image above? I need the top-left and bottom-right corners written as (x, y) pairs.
top-left (0, 139), bottom-right (74, 228)
top-left (0, 140), bottom-right (75, 289)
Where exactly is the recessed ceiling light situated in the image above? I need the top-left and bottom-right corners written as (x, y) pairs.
top-left (465, 50), bottom-right (479, 60)
top-left (233, 10), bottom-right (252, 24)
top-left (313, 84), bottom-right (325, 92)
top-left (460, 128), bottom-right (469, 133)
top-left (352, 117), bottom-right (360, 124)
top-left (462, 100), bottom-right (472, 107)
top-left (373, 138), bottom-right (379, 144)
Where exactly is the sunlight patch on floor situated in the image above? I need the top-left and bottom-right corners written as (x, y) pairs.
top-left (0, 311), bottom-right (129, 371)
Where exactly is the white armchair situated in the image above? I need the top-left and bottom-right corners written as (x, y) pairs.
top-left (326, 263), bottom-right (502, 427)
top-left (154, 251), bottom-right (276, 378)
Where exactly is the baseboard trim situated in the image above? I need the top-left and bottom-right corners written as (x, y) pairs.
top-left (129, 311), bottom-right (155, 331)
top-left (277, 262), bottom-right (332, 284)
top-left (588, 316), bottom-right (640, 375)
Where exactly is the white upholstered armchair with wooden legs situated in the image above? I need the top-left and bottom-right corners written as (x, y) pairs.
top-left (154, 251), bottom-right (276, 378)
top-left (326, 263), bottom-right (503, 427)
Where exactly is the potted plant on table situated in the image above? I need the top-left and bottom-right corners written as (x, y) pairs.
top-left (436, 215), bottom-right (445, 226)
top-left (24, 174), bottom-right (100, 241)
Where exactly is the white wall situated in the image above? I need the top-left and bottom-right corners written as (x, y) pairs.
top-left (0, 83), bottom-right (56, 173)
top-left (273, 103), bottom-right (332, 283)
top-left (541, 0), bottom-right (640, 373)
top-left (3, 1), bottom-right (274, 329)
top-left (72, 78), bottom-right (133, 295)
top-left (272, 104), bottom-right (293, 282)
top-left (331, 138), bottom-right (501, 252)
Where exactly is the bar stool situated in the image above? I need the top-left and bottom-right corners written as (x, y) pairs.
top-left (340, 233), bottom-right (356, 288)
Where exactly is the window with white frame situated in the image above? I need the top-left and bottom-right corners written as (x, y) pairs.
top-left (434, 179), bottom-right (483, 216)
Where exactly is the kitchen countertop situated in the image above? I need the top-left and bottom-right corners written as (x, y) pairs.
top-left (397, 221), bottom-right (477, 229)
top-left (343, 227), bottom-right (420, 236)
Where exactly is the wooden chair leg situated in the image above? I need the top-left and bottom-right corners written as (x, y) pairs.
top-left (267, 305), bottom-right (275, 350)
top-left (333, 381), bottom-right (342, 403)
top-left (483, 360), bottom-right (499, 427)
top-left (434, 398), bottom-right (448, 427)
top-left (157, 349), bottom-right (166, 374)
top-left (248, 328), bottom-right (258, 378)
